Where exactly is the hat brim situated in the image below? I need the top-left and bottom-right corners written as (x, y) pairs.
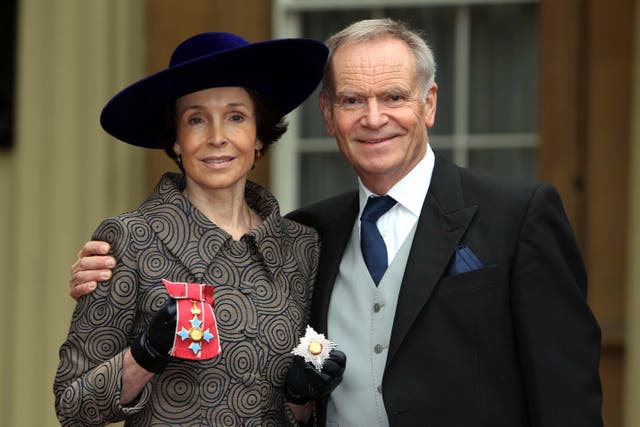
top-left (100, 38), bottom-right (328, 148)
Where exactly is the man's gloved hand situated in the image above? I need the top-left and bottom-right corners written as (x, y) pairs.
top-left (285, 349), bottom-right (346, 404)
top-left (130, 298), bottom-right (177, 374)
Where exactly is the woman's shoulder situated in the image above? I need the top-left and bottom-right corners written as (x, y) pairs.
top-left (93, 208), bottom-right (147, 230)
top-left (91, 208), bottom-right (150, 258)
top-left (280, 216), bottom-right (319, 241)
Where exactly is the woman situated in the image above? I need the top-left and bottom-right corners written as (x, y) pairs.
top-left (54, 32), bottom-right (343, 426)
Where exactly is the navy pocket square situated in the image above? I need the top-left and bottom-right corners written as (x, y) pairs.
top-left (447, 245), bottom-right (484, 276)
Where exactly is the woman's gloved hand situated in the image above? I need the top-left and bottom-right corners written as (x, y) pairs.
top-left (285, 349), bottom-right (347, 404)
top-left (130, 298), bottom-right (177, 374)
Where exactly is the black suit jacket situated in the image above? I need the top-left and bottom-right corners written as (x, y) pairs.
top-left (287, 156), bottom-right (602, 427)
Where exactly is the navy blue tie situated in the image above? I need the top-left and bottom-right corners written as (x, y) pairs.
top-left (361, 195), bottom-right (397, 285)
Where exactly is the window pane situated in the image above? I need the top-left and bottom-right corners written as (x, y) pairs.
top-left (386, 7), bottom-right (455, 135)
top-left (299, 152), bottom-right (358, 206)
top-left (301, 10), bottom-right (376, 139)
top-left (469, 3), bottom-right (538, 133)
top-left (468, 147), bottom-right (536, 179)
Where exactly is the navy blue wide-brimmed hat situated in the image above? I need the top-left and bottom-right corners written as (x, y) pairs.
top-left (100, 32), bottom-right (328, 148)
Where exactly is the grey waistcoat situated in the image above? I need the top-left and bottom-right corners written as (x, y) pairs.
top-left (326, 221), bottom-right (418, 427)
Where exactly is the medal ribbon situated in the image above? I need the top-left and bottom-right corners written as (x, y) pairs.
top-left (162, 278), bottom-right (221, 360)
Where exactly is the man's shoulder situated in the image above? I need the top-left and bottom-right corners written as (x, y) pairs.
top-left (430, 156), bottom-right (562, 217)
top-left (286, 191), bottom-right (358, 229)
top-left (463, 167), bottom-right (541, 193)
top-left (438, 158), bottom-right (544, 199)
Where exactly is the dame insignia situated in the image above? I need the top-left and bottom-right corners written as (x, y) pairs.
top-left (163, 278), bottom-right (221, 360)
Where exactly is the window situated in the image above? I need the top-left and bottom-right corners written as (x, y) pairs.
top-left (272, 0), bottom-right (538, 212)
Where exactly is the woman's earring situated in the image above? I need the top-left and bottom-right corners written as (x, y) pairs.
top-left (176, 154), bottom-right (183, 169)
top-left (255, 149), bottom-right (263, 161)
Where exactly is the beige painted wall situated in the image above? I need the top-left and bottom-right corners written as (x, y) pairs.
top-left (624, 2), bottom-right (640, 426)
top-left (0, 1), bottom-right (146, 425)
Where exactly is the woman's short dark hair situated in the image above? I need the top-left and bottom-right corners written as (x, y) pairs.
top-left (156, 88), bottom-right (288, 171)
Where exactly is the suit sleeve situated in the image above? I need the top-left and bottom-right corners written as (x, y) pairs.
top-left (511, 183), bottom-right (603, 426)
top-left (53, 217), bottom-right (152, 426)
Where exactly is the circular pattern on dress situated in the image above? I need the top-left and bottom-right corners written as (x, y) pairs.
top-left (77, 400), bottom-right (100, 423)
top-left (107, 269), bottom-right (137, 310)
top-left (263, 351), bottom-right (290, 386)
top-left (71, 298), bottom-right (94, 334)
top-left (224, 341), bottom-right (260, 379)
top-left (246, 411), bottom-right (282, 427)
top-left (286, 304), bottom-right (305, 331)
top-left (225, 241), bottom-right (256, 270)
top-left (148, 204), bottom-right (191, 254)
top-left (59, 387), bottom-right (81, 416)
top-left (55, 343), bottom-right (81, 380)
top-left (207, 257), bottom-right (239, 287)
top-left (200, 365), bottom-right (231, 404)
top-left (137, 284), bottom-right (169, 316)
top-left (198, 230), bottom-right (227, 262)
top-left (214, 287), bottom-right (257, 342)
top-left (227, 381), bottom-right (263, 418)
top-left (138, 246), bottom-right (172, 282)
top-left (208, 406), bottom-right (241, 426)
top-left (85, 367), bottom-right (116, 403)
top-left (85, 299), bottom-right (115, 328)
top-left (95, 219), bottom-right (126, 258)
top-left (186, 199), bottom-right (215, 230)
top-left (257, 236), bottom-right (280, 266)
top-left (152, 368), bottom-right (200, 422)
top-left (287, 271), bottom-right (308, 302)
top-left (85, 327), bottom-right (128, 362)
top-left (129, 217), bottom-right (154, 248)
top-left (251, 277), bottom-right (288, 315)
top-left (260, 315), bottom-right (296, 354)
top-left (179, 244), bottom-right (208, 273)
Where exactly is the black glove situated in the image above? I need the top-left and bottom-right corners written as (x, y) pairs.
top-left (285, 349), bottom-right (346, 404)
top-left (130, 298), bottom-right (177, 374)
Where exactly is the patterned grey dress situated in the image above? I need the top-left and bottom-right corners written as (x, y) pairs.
top-left (54, 173), bottom-right (319, 426)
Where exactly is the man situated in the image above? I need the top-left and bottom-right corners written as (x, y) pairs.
top-left (70, 19), bottom-right (603, 426)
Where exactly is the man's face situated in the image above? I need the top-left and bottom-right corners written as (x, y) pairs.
top-left (320, 37), bottom-right (437, 194)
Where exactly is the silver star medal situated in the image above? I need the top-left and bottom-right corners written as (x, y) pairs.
top-left (292, 325), bottom-right (336, 370)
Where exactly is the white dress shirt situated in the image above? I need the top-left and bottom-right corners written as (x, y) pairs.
top-left (358, 144), bottom-right (435, 265)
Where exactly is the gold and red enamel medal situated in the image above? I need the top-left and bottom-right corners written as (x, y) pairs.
top-left (163, 278), bottom-right (221, 360)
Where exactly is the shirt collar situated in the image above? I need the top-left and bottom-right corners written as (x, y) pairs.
top-left (358, 144), bottom-right (434, 217)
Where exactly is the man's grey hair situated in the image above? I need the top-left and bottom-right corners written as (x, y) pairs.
top-left (321, 18), bottom-right (437, 100)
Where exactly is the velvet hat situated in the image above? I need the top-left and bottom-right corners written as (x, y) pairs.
top-left (100, 32), bottom-right (328, 148)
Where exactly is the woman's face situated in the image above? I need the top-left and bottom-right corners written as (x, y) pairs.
top-left (174, 87), bottom-right (262, 194)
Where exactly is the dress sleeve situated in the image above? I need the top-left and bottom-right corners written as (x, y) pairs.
top-left (511, 183), bottom-right (603, 426)
top-left (53, 217), bottom-right (153, 426)
top-left (282, 227), bottom-right (321, 426)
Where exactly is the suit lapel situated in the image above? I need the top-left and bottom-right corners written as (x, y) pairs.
top-left (310, 192), bottom-right (359, 334)
top-left (387, 158), bottom-right (478, 364)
